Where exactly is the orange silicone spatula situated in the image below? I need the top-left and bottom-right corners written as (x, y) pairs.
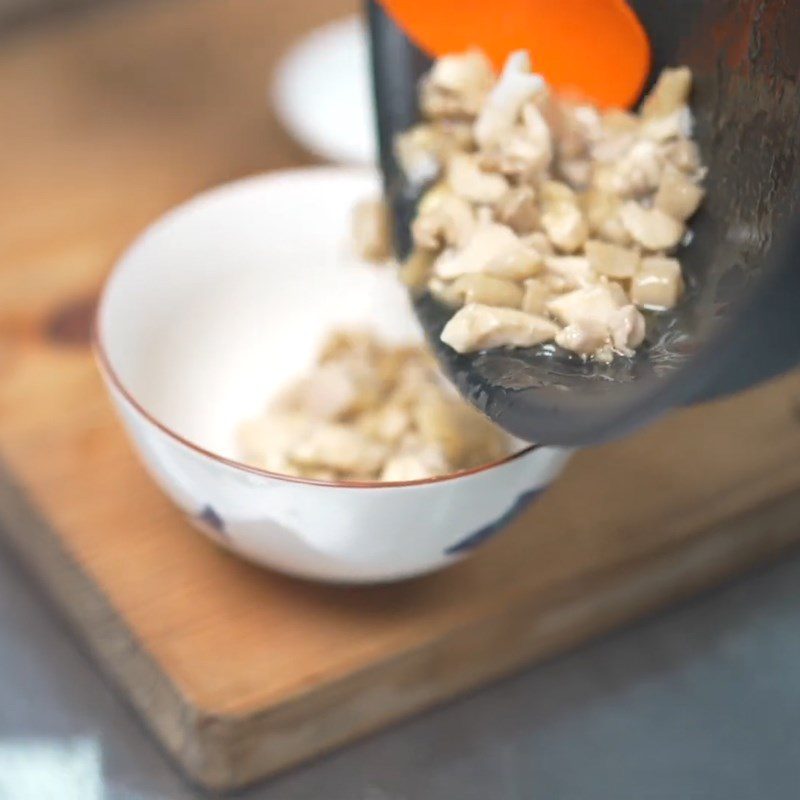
top-left (379, 0), bottom-right (650, 109)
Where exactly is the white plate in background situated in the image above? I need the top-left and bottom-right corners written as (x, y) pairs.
top-left (271, 16), bottom-right (376, 165)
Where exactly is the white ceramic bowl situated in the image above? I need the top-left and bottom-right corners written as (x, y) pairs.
top-left (95, 167), bottom-right (573, 583)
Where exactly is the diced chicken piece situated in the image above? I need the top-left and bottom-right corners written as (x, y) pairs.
top-left (288, 362), bottom-right (359, 420)
top-left (495, 185), bottom-right (538, 233)
top-left (601, 109), bottom-right (639, 136)
top-left (427, 50), bottom-right (495, 95)
top-left (500, 130), bottom-right (553, 178)
top-left (641, 67), bottom-right (692, 118)
top-left (413, 214), bottom-right (447, 251)
top-left (420, 50), bottom-right (495, 119)
top-left (390, 369), bottom-right (439, 411)
top-left (591, 131), bottom-right (637, 164)
top-left (609, 305), bottom-right (647, 354)
top-left (318, 329), bottom-right (377, 364)
top-left (666, 138), bottom-right (703, 175)
top-left (413, 395), bottom-right (480, 465)
top-left (428, 277), bottom-right (462, 307)
top-left (541, 202), bottom-right (588, 252)
top-left (590, 163), bottom-right (615, 194)
top-left (604, 279), bottom-right (630, 307)
top-left (620, 201), bottom-right (685, 250)
top-left (479, 104), bottom-right (553, 179)
top-left (474, 205), bottom-right (494, 224)
top-left (394, 123), bottom-right (473, 186)
top-left (447, 274), bottom-right (524, 308)
top-left (394, 125), bottom-right (443, 185)
top-left (541, 179), bottom-right (577, 205)
top-left (548, 286), bottom-right (642, 357)
top-left (302, 467), bottom-right (340, 481)
top-left (522, 102), bottom-right (554, 156)
top-left (583, 188), bottom-right (631, 245)
top-left (560, 158), bottom-right (592, 189)
top-left (441, 303), bottom-right (559, 353)
top-left (434, 222), bottom-right (542, 280)
top-left (373, 347), bottom-right (423, 389)
top-left (360, 404), bottom-right (411, 444)
top-left (351, 198), bottom-right (391, 263)
top-left (640, 107), bottom-right (693, 142)
top-left (521, 278), bottom-right (549, 314)
top-left (417, 182), bottom-right (452, 216)
top-left (237, 412), bottom-right (312, 473)
top-left (412, 192), bottom-right (476, 249)
top-left (543, 256), bottom-right (596, 290)
top-left (598, 139), bottom-right (663, 196)
top-left (631, 256), bottom-right (684, 309)
top-left (654, 164), bottom-right (705, 221)
top-left (290, 423), bottom-right (388, 474)
top-left (540, 183), bottom-right (586, 251)
top-left (555, 319), bottom-right (609, 357)
top-left (522, 231), bottom-right (555, 256)
top-left (474, 51), bottom-right (545, 147)
top-left (439, 119), bottom-right (475, 150)
top-left (546, 284), bottom-right (624, 328)
top-left (440, 401), bottom-right (509, 467)
top-left (240, 329), bottom-right (511, 481)
top-left (571, 104), bottom-right (603, 142)
top-left (585, 239), bottom-right (640, 278)
top-left (447, 153), bottom-right (509, 203)
top-left (381, 447), bottom-right (449, 482)
top-left (399, 248), bottom-right (435, 290)
top-left (545, 99), bottom-right (594, 159)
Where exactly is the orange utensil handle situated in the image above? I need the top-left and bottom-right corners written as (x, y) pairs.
top-left (378, 0), bottom-right (650, 108)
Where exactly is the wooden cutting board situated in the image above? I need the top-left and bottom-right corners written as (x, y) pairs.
top-left (3, 0), bottom-right (800, 792)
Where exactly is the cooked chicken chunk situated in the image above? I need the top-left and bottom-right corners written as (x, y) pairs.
top-left (654, 164), bottom-right (705, 221)
top-left (446, 274), bottom-right (524, 308)
top-left (447, 153), bottom-right (510, 204)
top-left (441, 303), bottom-right (559, 353)
top-left (555, 320), bottom-right (609, 357)
top-left (290, 424), bottom-right (389, 475)
top-left (420, 50), bottom-right (495, 119)
top-left (412, 190), bottom-right (476, 250)
top-left (434, 222), bottom-right (542, 280)
top-left (352, 198), bottom-right (391, 263)
top-left (619, 202), bottom-right (685, 250)
top-left (546, 284), bottom-right (624, 328)
top-left (641, 67), bottom-right (692, 118)
top-left (543, 256), bottom-right (596, 290)
top-left (495, 185), bottom-right (539, 233)
top-left (521, 278), bottom-right (549, 314)
top-left (584, 239), bottom-right (640, 279)
top-left (631, 256), bottom-right (684, 309)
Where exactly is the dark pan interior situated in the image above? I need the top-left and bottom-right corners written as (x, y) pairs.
top-left (367, 0), bottom-right (800, 444)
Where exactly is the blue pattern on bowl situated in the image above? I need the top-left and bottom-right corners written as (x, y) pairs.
top-left (196, 505), bottom-right (227, 538)
top-left (445, 486), bottom-right (545, 555)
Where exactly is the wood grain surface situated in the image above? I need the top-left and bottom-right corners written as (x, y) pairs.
top-left (2, 0), bottom-right (800, 791)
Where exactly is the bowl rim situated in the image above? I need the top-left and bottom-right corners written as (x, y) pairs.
top-left (93, 167), bottom-right (539, 491)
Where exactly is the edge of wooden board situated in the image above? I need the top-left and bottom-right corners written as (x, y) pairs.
top-left (1, 458), bottom-right (799, 792)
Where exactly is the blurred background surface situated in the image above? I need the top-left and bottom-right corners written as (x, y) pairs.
top-left (2, 1), bottom-right (800, 798)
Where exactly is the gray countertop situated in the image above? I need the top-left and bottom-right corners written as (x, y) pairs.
top-left (1, 540), bottom-right (798, 800)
